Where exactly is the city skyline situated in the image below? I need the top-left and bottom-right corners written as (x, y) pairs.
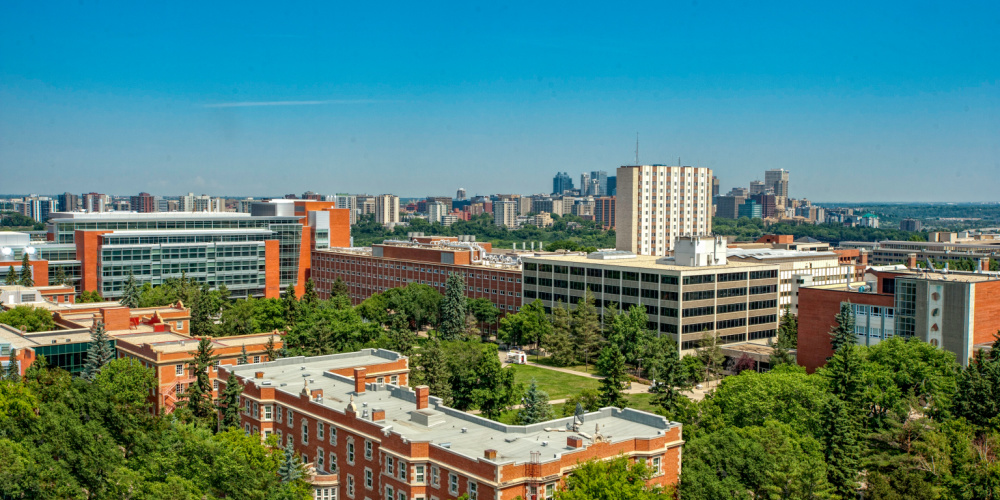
top-left (2, 2), bottom-right (998, 201)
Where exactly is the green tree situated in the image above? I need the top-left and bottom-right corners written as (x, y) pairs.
top-left (466, 297), bottom-right (500, 329)
top-left (282, 284), bottom-right (299, 327)
top-left (708, 365), bottom-right (831, 437)
top-left (499, 299), bottom-right (550, 349)
top-left (952, 333), bottom-right (1000, 429)
top-left (277, 439), bottom-right (304, 483)
top-left (264, 335), bottom-right (279, 361)
top-left (777, 305), bottom-right (798, 348)
top-left (218, 374), bottom-right (244, 430)
top-left (697, 331), bottom-right (725, 384)
top-left (821, 397), bottom-right (862, 498)
top-left (52, 266), bottom-right (69, 286)
top-left (829, 302), bottom-right (856, 352)
top-left (470, 343), bottom-right (520, 419)
top-left (412, 339), bottom-right (453, 405)
top-left (608, 305), bottom-right (649, 368)
top-left (82, 321), bottom-right (115, 380)
top-left (597, 343), bottom-right (629, 409)
top-left (544, 301), bottom-right (575, 366)
top-left (439, 273), bottom-right (467, 340)
top-left (562, 388), bottom-right (601, 416)
top-left (18, 254), bottom-right (32, 287)
top-left (768, 338), bottom-right (796, 367)
top-left (119, 271), bottom-right (140, 308)
top-left (238, 345), bottom-right (249, 365)
top-left (559, 455), bottom-right (673, 500)
top-left (516, 379), bottom-right (554, 424)
top-left (190, 284), bottom-right (219, 337)
top-left (302, 278), bottom-right (319, 306)
top-left (184, 337), bottom-right (217, 421)
top-left (648, 337), bottom-right (687, 418)
top-left (4, 265), bottom-right (16, 285)
top-left (0, 305), bottom-right (56, 332)
top-left (572, 291), bottom-right (602, 371)
top-left (330, 278), bottom-right (350, 300)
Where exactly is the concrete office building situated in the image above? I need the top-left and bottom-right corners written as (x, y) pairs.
top-left (840, 239), bottom-right (1000, 268)
top-left (374, 195), bottom-right (400, 226)
top-left (900, 218), bottom-right (922, 232)
top-left (726, 245), bottom-right (853, 313)
top-left (83, 192), bottom-right (109, 213)
top-left (223, 349), bottom-right (682, 500)
top-left (58, 192), bottom-right (79, 212)
top-left (765, 169), bottom-right (789, 207)
top-left (493, 200), bottom-right (518, 228)
top-left (427, 202), bottom-right (447, 225)
top-left (715, 195), bottom-right (745, 220)
top-left (522, 236), bottom-right (780, 353)
top-left (616, 165), bottom-right (713, 255)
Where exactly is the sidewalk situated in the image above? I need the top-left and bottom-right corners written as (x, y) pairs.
top-left (500, 352), bottom-right (651, 395)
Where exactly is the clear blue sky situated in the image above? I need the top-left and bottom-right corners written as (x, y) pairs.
top-left (2, 1), bottom-right (998, 201)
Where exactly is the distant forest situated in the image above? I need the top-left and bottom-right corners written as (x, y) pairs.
top-left (817, 203), bottom-right (1000, 231)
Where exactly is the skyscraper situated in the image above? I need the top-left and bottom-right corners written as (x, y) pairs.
top-left (765, 169), bottom-right (789, 199)
top-left (589, 170), bottom-right (608, 196)
top-left (456, 188), bottom-right (467, 201)
top-left (616, 164), bottom-right (713, 255)
top-left (580, 173), bottom-right (591, 195)
top-left (58, 192), bottom-right (79, 212)
top-left (711, 176), bottom-right (719, 197)
top-left (749, 180), bottom-right (766, 195)
top-left (374, 194), bottom-right (400, 226)
top-left (493, 200), bottom-right (517, 228)
top-left (130, 192), bottom-right (158, 213)
top-left (552, 172), bottom-right (574, 195)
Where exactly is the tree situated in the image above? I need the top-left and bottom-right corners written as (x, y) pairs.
top-left (559, 455), bottom-right (673, 500)
top-left (218, 374), bottom-right (244, 430)
top-left (277, 438), bottom-right (305, 484)
top-left (571, 291), bottom-right (603, 371)
top-left (190, 284), bottom-right (218, 337)
top-left (439, 273), bottom-right (467, 340)
top-left (238, 345), bottom-right (249, 365)
top-left (0, 305), bottom-right (56, 332)
top-left (119, 271), bottom-right (140, 308)
top-left (463, 313), bottom-right (481, 340)
top-left (829, 302), bottom-right (856, 352)
top-left (597, 343), bottom-right (629, 409)
top-left (821, 397), bottom-right (862, 498)
top-left (282, 284), bottom-right (299, 327)
top-left (697, 331), bottom-right (725, 384)
top-left (768, 338), bottom-right (796, 367)
top-left (4, 265), bottom-right (16, 285)
top-left (82, 321), bottom-right (115, 380)
top-left (516, 379), bottom-right (554, 424)
top-left (544, 301), bottom-right (574, 366)
top-left (52, 267), bottom-right (69, 286)
top-left (18, 254), bottom-right (32, 287)
top-left (708, 365), bottom-right (831, 437)
top-left (264, 335), bottom-right (278, 361)
top-left (470, 344), bottom-right (520, 419)
top-left (330, 278), bottom-right (349, 300)
top-left (499, 299), bottom-right (550, 349)
top-left (608, 305), bottom-right (649, 369)
top-left (302, 278), bottom-right (319, 306)
top-left (777, 305), bottom-right (798, 348)
top-left (184, 337), bottom-right (217, 420)
top-left (466, 297), bottom-right (500, 330)
top-left (413, 339), bottom-right (453, 405)
top-left (952, 333), bottom-right (1000, 429)
top-left (562, 388), bottom-right (601, 416)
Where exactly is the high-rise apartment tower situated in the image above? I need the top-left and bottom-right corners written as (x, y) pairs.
top-left (616, 165), bottom-right (713, 255)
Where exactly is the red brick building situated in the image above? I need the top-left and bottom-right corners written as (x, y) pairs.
top-left (222, 350), bottom-right (682, 500)
top-left (312, 237), bottom-right (523, 333)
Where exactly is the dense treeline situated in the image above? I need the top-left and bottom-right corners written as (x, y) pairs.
top-left (0, 210), bottom-right (44, 230)
top-left (817, 203), bottom-right (1000, 230)
top-left (713, 217), bottom-right (923, 243)
top-left (0, 357), bottom-right (311, 499)
top-left (351, 212), bottom-right (616, 249)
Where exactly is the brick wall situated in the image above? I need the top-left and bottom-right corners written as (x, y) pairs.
top-left (974, 280), bottom-right (1000, 345)
top-left (797, 287), bottom-right (894, 373)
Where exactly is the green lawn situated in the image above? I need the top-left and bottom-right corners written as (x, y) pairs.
top-left (532, 355), bottom-right (596, 375)
top-left (512, 364), bottom-right (600, 401)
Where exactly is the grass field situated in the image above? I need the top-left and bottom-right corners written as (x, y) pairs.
top-left (512, 364), bottom-right (600, 401)
top-left (532, 356), bottom-right (596, 375)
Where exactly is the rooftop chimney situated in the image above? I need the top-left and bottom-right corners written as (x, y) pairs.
top-left (354, 367), bottom-right (367, 394)
top-left (906, 253), bottom-right (917, 270)
top-left (415, 385), bottom-right (429, 410)
top-left (372, 408), bottom-right (386, 421)
top-left (567, 436), bottom-right (584, 449)
top-left (255, 371), bottom-right (265, 379)
top-left (311, 389), bottom-right (323, 400)
top-left (484, 449), bottom-right (498, 460)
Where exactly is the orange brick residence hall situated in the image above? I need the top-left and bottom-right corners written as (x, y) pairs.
top-left (222, 350), bottom-right (683, 500)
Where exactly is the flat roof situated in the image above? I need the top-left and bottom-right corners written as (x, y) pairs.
top-left (228, 350), bottom-right (676, 467)
top-left (522, 253), bottom-right (775, 272)
top-left (727, 248), bottom-right (838, 260)
top-left (102, 229), bottom-right (274, 237)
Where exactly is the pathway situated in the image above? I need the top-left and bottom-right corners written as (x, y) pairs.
top-left (499, 350), bottom-right (651, 395)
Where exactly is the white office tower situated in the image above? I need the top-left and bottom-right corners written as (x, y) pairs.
top-left (616, 164), bottom-right (713, 255)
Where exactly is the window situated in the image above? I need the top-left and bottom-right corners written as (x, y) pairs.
top-left (398, 461), bottom-right (407, 481)
top-left (288, 409), bottom-right (294, 427)
top-left (253, 402), bottom-right (259, 417)
top-left (277, 406), bottom-right (283, 423)
top-left (749, 284), bottom-right (777, 295)
top-left (385, 485), bottom-right (394, 500)
top-left (683, 274), bottom-right (714, 285)
top-left (213, 380), bottom-right (219, 391)
top-left (545, 484), bottom-right (556, 499)
top-left (717, 287), bottom-right (746, 298)
top-left (398, 493), bottom-right (407, 500)
top-left (390, 375), bottom-right (398, 385)
top-left (449, 473), bottom-right (459, 494)
top-left (469, 482), bottom-right (478, 500)
top-left (175, 364), bottom-right (184, 375)
top-left (347, 440), bottom-right (355, 464)
top-left (318, 422), bottom-right (324, 440)
top-left (652, 456), bottom-right (662, 476)
top-left (365, 468), bottom-right (373, 489)
top-left (415, 464), bottom-right (426, 483)
top-left (750, 270), bottom-right (778, 280)
top-left (302, 419), bottom-right (309, 444)
top-left (253, 355), bottom-right (260, 363)
top-left (431, 466), bottom-right (440, 486)
top-left (386, 456), bottom-right (394, 474)
top-left (330, 426), bottom-right (337, 445)
top-left (683, 290), bottom-right (715, 301)
top-left (347, 475), bottom-right (355, 498)
top-left (365, 440), bottom-right (373, 460)
top-left (317, 448), bottom-right (325, 472)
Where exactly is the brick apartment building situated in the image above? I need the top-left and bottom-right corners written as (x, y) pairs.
top-left (222, 350), bottom-right (682, 500)
top-left (312, 236), bottom-right (524, 333)
top-left (797, 267), bottom-right (1000, 372)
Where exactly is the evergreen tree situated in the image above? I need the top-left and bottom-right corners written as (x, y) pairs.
top-left (697, 331), bottom-right (725, 384)
top-left (119, 271), bottom-right (140, 309)
top-left (571, 291), bottom-right (602, 371)
top-left (650, 337), bottom-right (686, 417)
top-left (330, 278), bottom-right (350, 299)
top-left (18, 254), bottom-right (33, 287)
top-left (302, 278), bottom-right (319, 306)
top-left (463, 312), bottom-right (482, 340)
top-left (217, 283), bottom-right (231, 308)
top-left (516, 379), bottom-right (554, 424)
top-left (830, 302), bottom-right (856, 352)
top-left (777, 305), bottom-right (798, 348)
top-left (277, 439), bottom-right (304, 483)
top-left (439, 273), bottom-right (467, 340)
top-left (471, 344), bottom-right (520, 419)
top-left (238, 344), bottom-right (249, 365)
top-left (597, 343), bottom-right (629, 409)
top-left (768, 338), bottom-right (796, 367)
top-left (5, 265), bottom-right (17, 285)
top-left (821, 397), bottom-right (862, 498)
top-left (218, 374), bottom-right (244, 430)
top-left (264, 335), bottom-right (278, 361)
top-left (190, 284), bottom-right (217, 337)
top-left (53, 267), bottom-right (69, 286)
top-left (184, 337), bottom-right (217, 420)
top-left (282, 284), bottom-right (299, 327)
top-left (822, 343), bottom-right (866, 407)
top-left (3, 356), bottom-right (20, 382)
top-left (953, 333), bottom-right (1000, 429)
top-left (82, 321), bottom-right (115, 380)
top-left (544, 301), bottom-right (575, 366)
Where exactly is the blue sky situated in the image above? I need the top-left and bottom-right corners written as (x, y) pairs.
top-left (1, 1), bottom-right (998, 201)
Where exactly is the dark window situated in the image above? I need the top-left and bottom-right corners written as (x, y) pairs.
top-left (524, 290), bottom-right (536, 298)
top-left (554, 280), bottom-right (568, 288)
top-left (716, 317), bottom-right (747, 330)
top-left (570, 281), bottom-right (585, 291)
top-left (749, 299), bottom-right (777, 310)
top-left (717, 287), bottom-right (747, 298)
top-left (524, 263), bottom-right (537, 271)
top-left (682, 322), bottom-right (714, 334)
top-left (749, 314), bottom-right (777, 326)
top-left (539, 264), bottom-right (553, 272)
top-left (717, 302), bottom-right (747, 314)
top-left (604, 285), bottom-right (620, 295)
top-left (641, 288), bottom-right (659, 299)
top-left (683, 306), bottom-right (715, 317)
top-left (749, 285), bottom-right (777, 295)
top-left (683, 290), bottom-right (715, 301)
top-left (587, 283), bottom-right (602, 293)
top-left (570, 267), bottom-right (585, 276)
top-left (554, 265), bottom-right (568, 274)
top-left (538, 278), bottom-right (553, 287)
top-left (683, 275), bottom-right (715, 285)
top-left (622, 287), bottom-right (639, 297)
top-left (661, 275), bottom-right (679, 285)
top-left (641, 273), bottom-right (659, 283)
top-left (587, 268), bottom-right (602, 278)
top-left (645, 304), bottom-right (658, 315)
top-left (604, 270), bottom-right (621, 279)
top-left (749, 270), bottom-right (778, 280)
top-left (662, 291), bottom-right (679, 301)
top-left (660, 307), bottom-right (678, 317)
top-left (524, 276), bottom-right (537, 285)
top-left (717, 272), bottom-right (748, 283)
top-left (749, 329), bottom-right (777, 340)
top-left (660, 323), bottom-right (678, 333)
top-left (622, 272), bottom-right (639, 281)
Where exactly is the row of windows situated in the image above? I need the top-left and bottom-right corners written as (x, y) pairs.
top-left (749, 285), bottom-right (777, 295)
top-left (749, 314), bottom-right (777, 326)
top-left (717, 272), bottom-right (747, 282)
top-left (684, 306), bottom-right (714, 317)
